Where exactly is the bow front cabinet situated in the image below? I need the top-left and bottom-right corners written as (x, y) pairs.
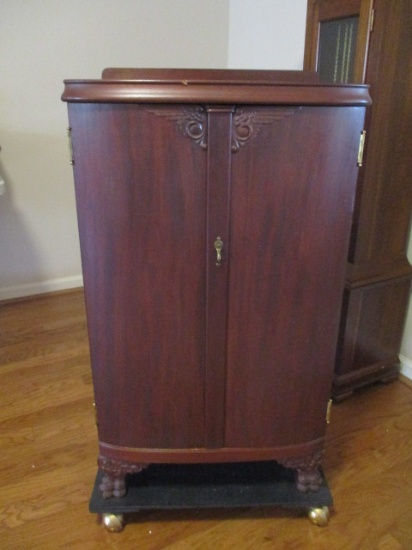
top-left (62, 69), bottom-right (370, 501)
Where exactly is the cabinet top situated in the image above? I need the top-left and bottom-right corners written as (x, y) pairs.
top-left (62, 68), bottom-right (371, 106)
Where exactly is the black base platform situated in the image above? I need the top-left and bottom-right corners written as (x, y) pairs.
top-left (89, 461), bottom-right (333, 516)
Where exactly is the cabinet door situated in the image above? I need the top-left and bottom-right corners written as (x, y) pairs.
top-left (224, 106), bottom-right (365, 448)
top-left (304, 0), bottom-right (374, 83)
top-left (69, 104), bottom-right (207, 449)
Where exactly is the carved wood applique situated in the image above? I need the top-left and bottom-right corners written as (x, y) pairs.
top-left (277, 449), bottom-right (324, 471)
top-left (97, 455), bottom-right (148, 499)
top-left (277, 450), bottom-right (324, 493)
top-left (147, 106), bottom-right (296, 153)
top-left (147, 106), bottom-right (207, 149)
top-left (231, 108), bottom-right (296, 152)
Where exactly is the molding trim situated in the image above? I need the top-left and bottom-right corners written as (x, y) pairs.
top-left (400, 354), bottom-right (412, 381)
top-left (0, 275), bottom-right (83, 302)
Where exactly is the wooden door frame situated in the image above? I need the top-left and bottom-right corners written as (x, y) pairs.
top-left (304, 0), bottom-right (374, 83)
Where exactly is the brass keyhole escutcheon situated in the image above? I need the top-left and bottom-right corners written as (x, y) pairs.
top-left (214, 236), bottom-right (223, 266)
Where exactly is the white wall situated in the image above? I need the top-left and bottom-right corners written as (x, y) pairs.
top-left (400, 238), bottom-right (412, 380)
top-left (228, 0), bottom-right (308, 69)
top-left (0, 0), bottom-right (230, 299)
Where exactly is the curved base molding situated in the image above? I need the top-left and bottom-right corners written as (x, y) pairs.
top-left (99, 438), bottom-right (325, 464)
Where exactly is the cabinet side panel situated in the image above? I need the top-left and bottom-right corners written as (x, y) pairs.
top-left (336, 279), bottom-right (411, 375)
top-left (225, 106), bottom-right (365, 447)
top-left (69, 104), bottom-right (207, 449)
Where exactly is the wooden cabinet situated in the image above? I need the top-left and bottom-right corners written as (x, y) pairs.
top-left (304, 0), bottom-right (412, 400)
top-left (62, 69), bottom-right (370, 498)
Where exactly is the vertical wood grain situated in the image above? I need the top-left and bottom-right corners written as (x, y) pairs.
top-left (69, 104), bottom-right (208, 449)
top-left (204, 107), bottom-right (234, 448)
top-left (225, 106), bottom-right (365, 447)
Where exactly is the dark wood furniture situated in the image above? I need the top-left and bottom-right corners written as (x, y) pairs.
top-left (89, 462), bottom-right (334, 531)
top-left (304, 0), bottom-right (412, 401)
top-left (62, 69), bottom-right (370, 527)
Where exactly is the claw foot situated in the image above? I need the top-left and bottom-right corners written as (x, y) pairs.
top-left (99, 474), bottom-right (126, 499)
top-left (296, 468), bottom-right (322, 492)
top-left (97, 455), bottom-right (148, 499)
top-left (277, 450), bottom-right (324, 493)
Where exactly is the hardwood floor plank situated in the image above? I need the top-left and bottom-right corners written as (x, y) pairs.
top-left (1, 290), bottom-right (411, 548)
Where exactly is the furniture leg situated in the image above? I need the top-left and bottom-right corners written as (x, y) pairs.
top-left (97, 455), bottom-right (148, 499)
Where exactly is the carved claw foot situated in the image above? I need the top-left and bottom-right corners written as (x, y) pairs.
top-left (102, 513), bottom-right (125, 532)
top-left (277, 450), bottom-right (324, 493)
top-left (296, 468), bottom-right (322, 493)
top-left (97, 455), bottom-right (148, 499)
top-left (99, 474), bottom-right (126, 499)
top-left (308, 506), bottom-right (330, 527)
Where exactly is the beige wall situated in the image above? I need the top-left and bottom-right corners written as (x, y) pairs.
top-left (0, 0), bottom-right (230, 299)
top-left (228, 0), bottom-right (308, 69)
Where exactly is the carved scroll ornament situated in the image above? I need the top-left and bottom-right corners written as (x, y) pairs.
top-left (231, 109), bottom-right (296, 152)
top-left (147, 106), bottom-right (207, 149)
top-left (147, 106), bottom-right (296, 152)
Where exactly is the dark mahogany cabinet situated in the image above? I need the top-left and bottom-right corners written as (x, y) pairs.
top-left (62, 70), bottom-right (370, 508)
top-left (304, 0), bottom-right (412, 400)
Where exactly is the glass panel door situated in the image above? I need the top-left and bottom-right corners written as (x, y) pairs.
top-left (304, 0), bottom-right (374, 84)
top-left (318, 16), bottom-right (359, 82)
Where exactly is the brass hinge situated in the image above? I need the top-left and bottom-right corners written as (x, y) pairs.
top-left (357, 130), bottom-right (366, 167)
top-left (93, 402), bottom-right (99, 428)
top-left (369, 8), bottom-right (375, 32)
top-left (326, 399), bottom-right (333, 424)
top-left (67, 126), bottom-right (74, 165)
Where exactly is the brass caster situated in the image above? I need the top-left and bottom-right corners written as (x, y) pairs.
top-left (307, 506), bottom-right (330, 527)
top-left (102, 513), bottom-right (125, 533)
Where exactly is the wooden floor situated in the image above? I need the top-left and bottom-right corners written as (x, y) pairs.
top-left (1, 289), bottom-right (412, 549)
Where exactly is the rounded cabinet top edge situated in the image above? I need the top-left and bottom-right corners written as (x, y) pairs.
top-left (61, 78), bottom-right (371, 106)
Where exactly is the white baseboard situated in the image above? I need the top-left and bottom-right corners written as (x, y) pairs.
top-left (0, 275), bottom-right (83, 301)
top-left (400, 354), bottom-right (412, 381)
